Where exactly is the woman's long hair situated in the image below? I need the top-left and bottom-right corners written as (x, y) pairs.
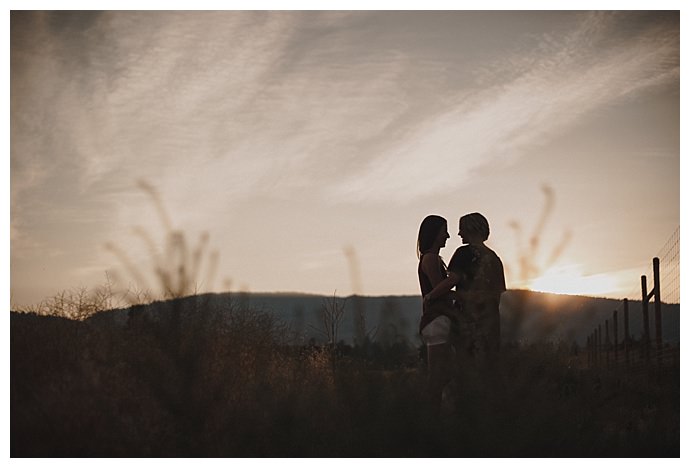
top-left (417, 215), bottom-right (448, 259)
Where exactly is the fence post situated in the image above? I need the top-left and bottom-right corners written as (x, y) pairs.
top-left (593, 328), bottom-right (599, 369)
top-left (613, 310), bottom-right (618, 368)
top-left (605, 319), bottom-right (610, 369)
top-left (624, 298), bottom-right (630, 368)
top-left (597, 324), bottom-right (602, 369)
top-left (641, 275), bottom-right (650, 362)
top-left (653, 257), bottom-right (663, 366)
top-left (587, 335), bottom-right (591, 368)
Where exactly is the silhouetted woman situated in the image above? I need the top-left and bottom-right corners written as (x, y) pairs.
top-left (417, 215), bottom-right (455, 414)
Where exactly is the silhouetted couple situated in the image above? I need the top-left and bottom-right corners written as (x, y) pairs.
top-left (416, 213), bottom-right (506, 415)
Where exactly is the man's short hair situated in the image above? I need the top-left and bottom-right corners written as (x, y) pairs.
top-left (460, 212), bottom-right (490, 241)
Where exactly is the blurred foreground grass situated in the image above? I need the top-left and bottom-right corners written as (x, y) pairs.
top-left (11, 294), bottom-right (679, 457)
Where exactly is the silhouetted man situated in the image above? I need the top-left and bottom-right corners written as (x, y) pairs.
top-left (447, 212), bottom-right (506, 358)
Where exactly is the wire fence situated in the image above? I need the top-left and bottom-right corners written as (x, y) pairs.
top-left (658, 226), bottom-right (680, 304)
top-left (584, 226), bottom-right (680, 375)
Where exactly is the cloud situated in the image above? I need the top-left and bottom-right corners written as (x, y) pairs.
top-left (327, 12), bottom-right (679, 202)
top-left (48, 11), bottom-right (417, 226)
top-left (11, 11), bottom-right (679, 253)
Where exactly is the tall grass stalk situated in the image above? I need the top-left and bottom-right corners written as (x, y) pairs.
top-left (502, 184), bottom-right (572, 343)
top-left (106, 179), bottom-right (221, 304)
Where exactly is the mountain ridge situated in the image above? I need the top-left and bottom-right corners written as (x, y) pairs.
top-left (24, 289), bottom-right (673, 347)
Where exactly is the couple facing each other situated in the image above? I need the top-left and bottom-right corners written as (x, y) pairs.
top-left (417, 213), bottom-right (506, 410)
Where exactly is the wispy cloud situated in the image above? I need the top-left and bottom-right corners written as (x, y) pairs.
top-left (11, 11), bottom-right (679, 207)
top-left (10, 11), bottom-right (680, 305)
top-left (328, 12), bottom-right (679, 202)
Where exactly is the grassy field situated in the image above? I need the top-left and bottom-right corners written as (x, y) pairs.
top-left (10, 294), bottom-right (679, 457)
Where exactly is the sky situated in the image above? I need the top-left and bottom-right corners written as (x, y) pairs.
top-left (9, 8), bottom-right (682, 307)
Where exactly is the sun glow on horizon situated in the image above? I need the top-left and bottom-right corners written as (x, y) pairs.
top-left (527, 264), bottom-right (621, 298)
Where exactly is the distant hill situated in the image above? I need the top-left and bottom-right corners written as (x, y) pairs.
top-left (83, 289), bottom-right (679, 347)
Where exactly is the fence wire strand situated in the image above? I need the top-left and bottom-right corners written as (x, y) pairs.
top-left (657, 226), bottom-right (680, 304)
top-left (585, 226), bottom-right (680, 372)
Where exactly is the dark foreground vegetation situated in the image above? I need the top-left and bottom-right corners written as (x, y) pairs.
top-left (11, 296), bottom-right (679, 457)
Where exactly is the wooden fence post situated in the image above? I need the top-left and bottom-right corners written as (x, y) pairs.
top-left (587, 335), bottom-right (591, 368)
top-left (605, 319), bottom-right (610, 369)
top-left (623, 299), bottom-right (630, 368)
top-left (613, 310), bottom-right (618, 368)
top-left (604, 319), bottom-right (611, 369)
top-left (641, 275), bottom-right (650, 362)
top-left (653, 257), bottom-right (663, 366)
top-left (597, 324), bottom-right (604, 365)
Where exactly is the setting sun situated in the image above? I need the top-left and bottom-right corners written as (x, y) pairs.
top-left (527, 264), bottom-right (620, 298)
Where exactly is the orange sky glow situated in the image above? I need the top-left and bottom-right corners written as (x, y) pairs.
top-left (9, 8), bottom-right (681, 308)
